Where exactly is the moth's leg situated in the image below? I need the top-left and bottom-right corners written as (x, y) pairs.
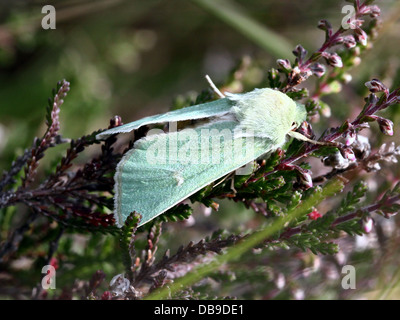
top-left (215, 171), bottom-right (237, 194)
top-left (212, 171), bottom-right (237, 193)
top-left (230, 176), bottom-right (237, 194)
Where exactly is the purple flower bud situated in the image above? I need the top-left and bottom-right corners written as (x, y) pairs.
top-left (343, 35), bottom-right (357, 49)
top-left (361, 5), bottom-right (380, 18)
top-left (377, 118), bottom-right (394, 136)
top-left (293, 45), bottom-right (308, 61)
top-left (109, 115), bottom-right (123, 129)
top-left (276, 59), bottom-right (292, 71)
top-left (114, 116), bottom-right (122, 127)
top-left (299, 170), bottom-right (313, 189)
top-left (355, 28), bottom-right (368, 46)
top-left (331, 53), bottom-right (343, 68)
top-left (324, 52), bottom-right (343, 68)
top-left (347, 151), bottom-right (356, 162)
top-left (365, 79), bottom-right (389, 94)
top-left (310, 63), bottom-right (326, 78)
top-left (344, 132), bottom-right (356, 146)
top-left (298, 121), bottom-right (314, 139)
top-left (281, 164), bottom-right (313, 189)
top-left (370, 5), bottom-right (381, 18)
top-left (101, 291), bottom-right (112, 300)
top-left (317, 19), bottom-right (332, 31)
top-left (340, 148), bottom-right (356, 161)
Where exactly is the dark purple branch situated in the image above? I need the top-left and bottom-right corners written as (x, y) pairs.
top-left (0, 211), bottom-right (39, 264)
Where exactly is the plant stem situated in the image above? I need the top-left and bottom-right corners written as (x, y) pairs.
top-left (191, 0), bottom-right (293, 58)
top-left (145, 178), bottom-right (343, 299)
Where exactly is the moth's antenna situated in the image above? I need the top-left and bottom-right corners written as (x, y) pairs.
top-left (205, 74), bottom-right (225, 98)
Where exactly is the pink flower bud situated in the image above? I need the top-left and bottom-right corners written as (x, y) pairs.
top-left (344, 132), bottom-right (356, 146)
top-left (377, 118), bottom-right (394, 136)
top-left (308, 209), bottom-right (322, 220)
top-left (317, 19), bottom-right (332, 31)
top-left (109, 115), bottom-right (123, 129)
top-left (299, 170), bottom-right (313, 189)
top-left (324, 53), bottom-right (343, 68)
top-left (343, 35), bottom-right (357, 49)
top-left (293, 45), bottom-right (308, 61)
top-left (370, 5), bottom-right (381, 18)
top-left (355, 28), bottom-right (368, 46)
top-left (50, 257), bottom-right (59, 270)
top-left (276, 59), bottom-right (292, 71)
top-left (340, 148), bottom-right (356, 161)
top-left (298, 121), bottom-right (314, 138)
top-left (310, 63), bottom-right (326, 78)
top-left (347, 152), bottom-right (356, 162)
top-left (362, 5), bottom-right (380, 18)
top-left (101, 291), bottom-right (112, 300)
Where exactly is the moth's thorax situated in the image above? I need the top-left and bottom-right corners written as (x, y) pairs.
top-left (228, 88), bottom-right (298, 143)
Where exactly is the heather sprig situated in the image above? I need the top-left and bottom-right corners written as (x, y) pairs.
top-left (22, 80), bottom-right (70, 188)
top-left (0, 81), bottom-right (129, 264)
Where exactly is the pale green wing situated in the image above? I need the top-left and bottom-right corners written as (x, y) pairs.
top-left (113, 120), bottom-right (275, 227)
top-left (97, 98), bottom-right (233, 139)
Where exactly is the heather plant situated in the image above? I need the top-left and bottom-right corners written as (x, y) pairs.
top-left (1, 0), bottom-right (400, 300)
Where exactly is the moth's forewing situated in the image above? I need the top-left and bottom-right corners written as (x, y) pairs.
top-left (114, 121), bottom-right (273, 227)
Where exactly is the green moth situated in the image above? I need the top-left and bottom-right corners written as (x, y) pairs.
top-left (97, 79), bottom-right (307, 227)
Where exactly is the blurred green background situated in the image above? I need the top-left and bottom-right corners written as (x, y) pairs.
top-left (1, 0), bottom-right (400, 299)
